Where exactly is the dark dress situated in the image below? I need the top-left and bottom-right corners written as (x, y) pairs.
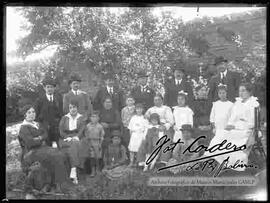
top-left (99, 107), bottom-right (122, 154)
top-left (193, 98), bottom-right (213, 152)
top-left (58, 114), bottom-right (86, 169)
top-left (18, 122), bottom-right (68, 192)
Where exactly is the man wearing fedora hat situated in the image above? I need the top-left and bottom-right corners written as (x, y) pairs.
top-left (164, 66), bottom-right (194, 108)
top-left (35, 76), bottom-right (63, 148)
top-left (63, 72), bottom-right (93, 121)
top-left (93, 72), bottom-right (124, 112)
top-left (208, 56), bottom-right (241, 102)
top-left (131, 71), bottom-right (155, 111)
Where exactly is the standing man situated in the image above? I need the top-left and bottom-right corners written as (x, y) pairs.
top-left (164, 66), bottom-right (194, 108)
top-left (63, 73), bottom-right (93, 121)
top-left (131, 71), bottom-right (155, 111)
top-left (93, 73), bottom-right (124, 112)
top-left (208, 56), bottom-right (241, 102)
top-left (35, 77), bottom-right (63, 148)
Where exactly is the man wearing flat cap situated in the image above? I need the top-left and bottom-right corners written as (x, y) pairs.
top-left (131, 71), bottom-right (155, 111)
top-left (93, 72), bottom-right (124, 112)
top-left (208, 56), bottom-right (241, 102)
top-left (35, 76), bottom-right (63, 148)
top-left (164, 66), bottom-right (194, 108)
top-left (63, 72), bottom-right (93, 121)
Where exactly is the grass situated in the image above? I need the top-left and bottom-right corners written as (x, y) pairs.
top-left (5, 123), bottom-right (266, 200)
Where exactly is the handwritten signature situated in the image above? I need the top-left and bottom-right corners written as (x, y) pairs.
top-left (145, 135), bottom-right (256, 176)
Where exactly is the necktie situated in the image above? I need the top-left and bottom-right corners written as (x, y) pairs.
top-left (110, 88), bottom-right (113, 95)
top-left (50, 96), bottom-right (53, 102)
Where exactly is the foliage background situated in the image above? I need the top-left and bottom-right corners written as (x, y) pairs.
top-left (6, 7), bottom-right (266, 123)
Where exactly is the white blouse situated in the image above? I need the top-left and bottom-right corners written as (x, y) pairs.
top-left (66, 113), bottom-right (82, 131)
top-left (145, 105), bottom-right (174, 130)
top-left (172, 106), bottom-right (194, 130)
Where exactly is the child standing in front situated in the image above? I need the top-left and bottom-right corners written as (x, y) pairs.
top-left (168, 124), bottom-right (198, 175)
top-left (172, 90), bottom-right (194, 159)
top-left (210, 84), bottom-right (233, 134)
top-left (82, 111), bottom-right (105, 177)
top-left (143, 113), bottom-right (164, 171)
top-left (128, 103), bottom-right (149, 167)
top-left (121, 96), bottom-right (136, 150)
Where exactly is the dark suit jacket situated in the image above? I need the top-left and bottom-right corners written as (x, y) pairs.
top-left (208, 70), bottom-right (241, 102)
top-left (131, 85), bottom-right (155, 111)
top-left (35, 93), bottom-right (63, 128)
top-left (93, 86), bottom-right (124, 112)
top-left (164, 78), bottom-right (194, 108)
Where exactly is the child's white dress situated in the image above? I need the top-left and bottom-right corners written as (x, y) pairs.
top-left (172, 106), bottom-right (194, 142)
top-left (210, 100), bottom-right (233, 130)
top-left (128, 115), bottom-right (149, 152)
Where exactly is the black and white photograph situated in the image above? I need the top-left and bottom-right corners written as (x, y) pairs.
top-left (5, 4), bottom-right (267, 200)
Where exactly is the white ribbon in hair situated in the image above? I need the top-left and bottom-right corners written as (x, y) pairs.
top-left (178, 90), bottom-right (188, 96)
top-left (218, 83), bottom-right (227, 88)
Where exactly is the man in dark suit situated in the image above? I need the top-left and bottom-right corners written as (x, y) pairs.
top-left (164, 66), bottom-right (194, 108)
top-left (93, 73), bottom-right (124, 112)
top-left (131, 71), bottom-right (155, 111)
top-left (63, 73), bottom-right (93, 121)
top-left (35, 77), bottom-right (63, 148)
top-left (208, 56), bottom-right (241, 102)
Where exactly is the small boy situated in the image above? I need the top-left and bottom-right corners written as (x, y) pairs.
top-left (121, 96), bottom-right (136, 149)
top-left (103, 130), bottom-right (128, 170)
top-left (82, 111), bottom-right (105, 177)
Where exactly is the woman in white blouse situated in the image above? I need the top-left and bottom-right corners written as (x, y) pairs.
top-left (59, 99), bottom-right (86, 184)
top-left (203, 83), bottom-right (260, 172)
top-left (144, 94), bottom-right (174, 164)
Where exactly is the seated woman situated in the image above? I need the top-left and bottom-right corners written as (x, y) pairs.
top-left (99, 97), bottom-right (122, 157)
top-left (18, 104), bottom-right (68, 199)
top-left (59, 99), bottom-right (86, 184)
top-left (203, 83), bottom-right (260, 174)
top-left (141, 94), bottom-right (174, 165)
top-left (102, 130), bottom-right (131, 180)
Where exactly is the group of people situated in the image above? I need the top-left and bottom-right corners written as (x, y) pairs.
top-left (17, 56), bottom-right (262, 198)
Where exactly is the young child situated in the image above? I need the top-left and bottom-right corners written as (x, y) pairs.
top-left (143, 113), bottom-right (164, 171)
top-left (210, 84), bottom-right (233, 133)
top-left (103, 130), bottom-right (128, 170)
top-left (82, 111), bottom-right (105, 177)
top-left (128, 103), bottom-right (149, 167)
top-left (121, 96), bottom-right (136, 149)
top-left (193, 85), bottom-right (213, 155)
top-left (172, 90), bottom-right (194, 157)
top-left (168, 124), bottom-right (198, 175)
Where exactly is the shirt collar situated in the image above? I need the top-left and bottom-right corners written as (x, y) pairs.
top-left (66, 113), bottom-right (82, 120)
top-left (221, 69), bottom-right (227, 77)
top-left (46, 94), bottom-right (53, 100)
top-left (72, 89), bottom-right (78, 95)
top-left (175, 78), bottom-right (182, 84)
top-left (21, 119), bottom-right (39, 129)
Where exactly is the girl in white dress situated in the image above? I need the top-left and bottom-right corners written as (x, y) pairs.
top-left (210, 84), bottom-right (233, 132)
top-left (172, 90), bottom-right (194, 159)
top-left (204, 83), bottom-right (259, 172)
top-left (128, 103), bottom-right (149, 167)
top-left (144, 94), bottom-right (174, 164)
